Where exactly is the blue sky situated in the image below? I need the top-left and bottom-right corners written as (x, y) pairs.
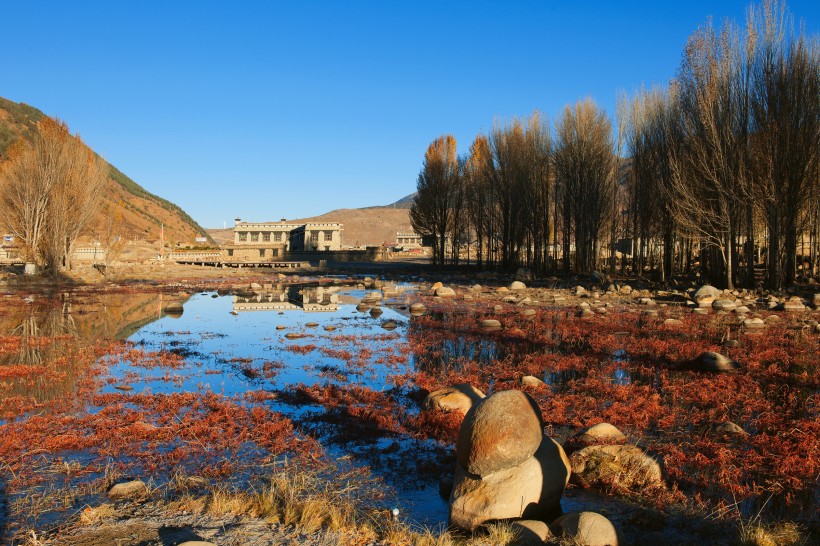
top-left (2, 1), bottom-right (818, 228)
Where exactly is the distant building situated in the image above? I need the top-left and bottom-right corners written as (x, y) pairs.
top-left (395, 232), bottom-right (423, 249)
top-left (223, 219), bottom-right (343, 262)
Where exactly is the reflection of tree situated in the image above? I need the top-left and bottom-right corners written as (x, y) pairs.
top-left (0, 291), bottom-right (167, 413)
top-left (409, 314), bottom-right (501, 376)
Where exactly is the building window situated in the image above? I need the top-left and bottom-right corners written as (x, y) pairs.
top-left (273, 249), bottom-right (279, 257)
top-left (262, 232), bottom-right (270, 242)
top-left (227, 249), bottom-right (234, 257)
top-left (238, 232), bottom-right (247, 242)
top-left (250, 232), bottom-right (259, 242)
top-left (274, 232), bottom-right (282, 242)
top-left (310, 232), bottom-right (319, 243)
top-left (323, 230), bottom-right (333, 241)
top-left (259, 249), bottom-right (266, 257)
top-left (324, 246), bottom-right (330, 251)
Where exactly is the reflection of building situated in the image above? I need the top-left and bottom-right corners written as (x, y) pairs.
top-left (223, 219), bottom-right (343, 262)
top-left (232, 287), bottom-right (339, 313)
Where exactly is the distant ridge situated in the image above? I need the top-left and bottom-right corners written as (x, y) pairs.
top-left (381, 193), bottom-right (415, 209)
top-left (0, 96), bottom-right (211, 245)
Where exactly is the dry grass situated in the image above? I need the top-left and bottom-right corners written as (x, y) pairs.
top-left (78, 503), bottom-right (117, 525)
top-left (737, 520), bottom-right (804, 546)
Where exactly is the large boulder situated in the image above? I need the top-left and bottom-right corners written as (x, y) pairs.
top-left (712, 299), bottom-right (738, 312)
top-left (693, 285), bottom-right (721, 308)
top-left (424, 384), bottom-right (486, 415)
top-left (456, 390), bottom-right (544, 477)
top-left (570, 444), bottom-right (662, 490)
top-left (510, 281), bottom-right (527, 291)
top-left (449, 435), bottom-right (570, 531)
top-left (553, 511), bottom-right (621, 546)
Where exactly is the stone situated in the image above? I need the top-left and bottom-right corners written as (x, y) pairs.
top-left (381, 321), bottom-right (398, 330)
top-left (690, 351), bottom-right (738, 372)
top-left (519, 375), bottom-right (545, 387)
top-left (471, 284), bottom-right (483, 291)
top-left (108, 480), bottom-right (149, 500)
top-left (164, 303), bottom-right (184, 318)
top-left (693, 307), bottom-right (710, 315)
top-left (178, 543), bottom-right (217, 546)
top-left (814, 294), bottom-right (820, 307)
top-left (694, 284), bottom-right (721, 308)
top-left (305, 322), bottom-right (319, 327)
top-left (553, 511), bottom-right (621, 546)
top-left (449, 436), bottom-right (570, 531)
top-left (579, 309), bottom-right (596, 320)
top-left (510, 281), bottom-right (527, 291)
top-left (638, 297), bottom-right (655, 306)
top-left (436, 287), bottom-right (456, 297)
top-left (356, 303), bottom-right (371, 312)
top-left (515, 267), bottom-right (535, 282)
top-left (575, 286), bottom-right (587, 297)
top-left (520, 308), bottom-right (536, 318)
top-left (573, 422), bottom-right (627, 447)
top-left (424, 384), bottom-right (486, 415)
top-left (410, 303), bottom-right (427, 316)
top-left (480, 319), bottom-right (502, 330)
top-left (715, 421), bottom-right (747, 436)
top-left (369, 307), bottom-right (383, 318)
top-left (510, 520), bottom-right (553, 545)
top-left (712, 299), bottom-right (738, 311)
top-left (764, 314), bottom-right (781, 324)
top-left (323, 325), bottom-right (336, 331)
top-left (431, 281), bottom-right (443, 290)
top-left (782, 298), bottom-right (806, 312)
top-left (664, 318), bottom-right (683, 326)
top-left (743, 317), bottom-right (766, 330)
top-left (456, 390), bottom-right (544, 477)
top-left (570, 444), bottom-right (662, 490)
top-left (619, 285), bottom-right (633, 295)
top-left (284, 332), bottom-right (304, 339)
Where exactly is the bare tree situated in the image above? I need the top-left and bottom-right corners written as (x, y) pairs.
top-left (0, 117), bottom-right (107, 274)
top-left (410, 135), bottom-right (460, 267)
top-left (553, 99), bottom-right (616, 273)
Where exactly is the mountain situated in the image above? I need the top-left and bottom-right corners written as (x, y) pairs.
top-left (383, 193), bottom-right (415, 209)
top-left (0, 96), bottom-right (211, 246)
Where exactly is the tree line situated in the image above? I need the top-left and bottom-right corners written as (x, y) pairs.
top-left (410, 1), bottom-right (819, 289)
top-left (0, 117), bottom-right (107, 274)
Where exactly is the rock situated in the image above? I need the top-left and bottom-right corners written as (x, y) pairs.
top-left (510, 281), bottom-right (527, 291)
top-left (579, 309), bottom-right (596, 320)
top-left (369, 307), bottom-right (383, 318)
top-left (497, 286), bottom-right (510, 293)
top-left (305, 322), bottom-right (319, 327)
top-left (471, 284), bottom-right (483, 292)
top-left (764, 314), bottom-right (781, 324)
top-left (356, 303), bottom-right (371, 312)
top-left (814, 293), bottom-right (820, 307)
top-left (425, 384), bottom-right (486, 415)
top-left (431, 281), bottom-right (443, 290)
top-left (712, 299), bottom-right (738, 311)
top-left (553, 511), bottom-right (621, 546)
top-left (715, 421), bottom-right (747, 436)
top-left (178, 543), bottom-right (217, 546)
top-left (520, 308), bottom-right (536, 318)
top-left (575, 286), bottom-right (587, 297)
top-left (570, 444), bottom-right (662, 490)
top-left (619, 285), bottom-right (633, 295)
top-left (782, 298), bottom-right (806, 312)
top-left (515, 268), bottom-right (535, 282)
top-left (638, 297), bottom-right (656, 306)
top-left (456, 390), bottom-right (544, 477)
top-left (664, 318), bottom-right (683, 326)
top-left (693, 307), bottom-right (710, 315)
top-left (436, 287), bottom-right (456, 297)
top-left (164, 303), bottom-right (184, 318)
top-left (449, 435), bottom-right (570, 531)
top-left (743, 317), bottom-right (766, 330)
top-left (694, 284), bottom-right (721, 308)
top-left (381, 321), bottom-right (398, 330)
top-left (108, 480), bottom-right (149, 500)
top-left (519, 375), bottom-right (545, 387)
top-left (690, 351), bottom-right (738, 372)
top-left (573, 422), bottom-right (627, 447)
top-left (323, 325), bottom-right (336, 331)
top-left (284, 332), bottom-right (305, 339)
top-left (410, 303), bottom-right (427, 316)
top-left (480, 319), bottom-right (502, 330)
top-left (510, 520), bottom-right (553, 545)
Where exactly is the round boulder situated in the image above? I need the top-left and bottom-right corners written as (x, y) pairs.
top-left (712, 299), bottom-right (738, 311)
top-left (573, 422), bottom-right (627, 447)
top-left (410, 303), bottom-right (427, 316)
top-left (436, 286), bottom-right (456, 297)
top-left (449, 435), bottom-right (570, 531)
top-left (510, 281), bottom-right (527, 291)
top-left (519, 375), bottom-right (545, 387)
top-left (690, 351), bottom-right (738, 372)
top-left (424, 384), bottom-right (486, 415)
top-left (553, 511), bottom-right (621, 546)
top-left (108, 480), bottom-right (149, 500)
top-left (510, 520), bottom-right (553, 546)
top-left (480, 319), bottom-right (502, 330)
top-left (456, 390), bottom-right (544, 477)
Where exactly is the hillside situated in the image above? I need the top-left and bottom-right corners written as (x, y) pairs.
top-left (0, 96), bottom-right (211, 247)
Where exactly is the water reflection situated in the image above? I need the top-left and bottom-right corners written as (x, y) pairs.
top-left (233, 286), bottom-right (339, 313)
